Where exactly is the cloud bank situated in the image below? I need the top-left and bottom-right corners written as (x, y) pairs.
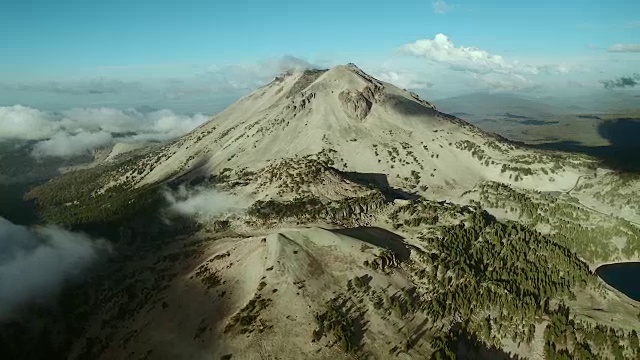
top-left (0, 105), bottom-right (210, 158)
top-left (0, 217), bottom-right (111, 320)
top-left (0, 106), bottom-right (59, 141)
top-left (32, 131), bottom-right (114, 158)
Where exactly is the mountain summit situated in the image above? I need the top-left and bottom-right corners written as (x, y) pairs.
top-left (110, 63), bottom-right (591, 200)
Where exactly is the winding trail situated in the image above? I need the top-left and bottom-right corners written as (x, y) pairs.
top-left (564, 174), bottom-right (592, 194)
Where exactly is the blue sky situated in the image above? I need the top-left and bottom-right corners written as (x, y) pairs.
top-left (1, 0), bottom-right (639, 112)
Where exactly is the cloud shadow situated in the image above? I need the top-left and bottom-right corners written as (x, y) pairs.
top-left (531, 117), bottom-right (640, 173)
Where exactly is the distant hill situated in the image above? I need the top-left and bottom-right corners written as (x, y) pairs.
top-left (434, 92), bottom-right (568, 120)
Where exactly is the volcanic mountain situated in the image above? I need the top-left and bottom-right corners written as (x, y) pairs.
top-left (15, 64), bottom-right (640, 360)
top-left (105, 63), bottom-right (594, 200)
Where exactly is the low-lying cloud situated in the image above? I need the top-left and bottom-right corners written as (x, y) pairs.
top-left (32, 131), bottom-right (114, 158)
top-left (0, 105), bottom-right (59, 141)
top-left (164, 186), bottom-right (250, 221)
top-left (607, 44), bottom-right (640, 53)
top-left (600, 74), bottom-right (640, 89)
top-left (0, 55), bottom-right (320, 159)
top-left (376, 71), bottom-right (433, 90)
top-left (200, 55), bottom-right (319, 91)
top-left (0, 105), bottom-right (210, 158)
top-left (0, 217), bottom-right (111, 320)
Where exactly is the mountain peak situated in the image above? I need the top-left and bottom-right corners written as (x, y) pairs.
top-left (98, 61), bottom-right (593, 202)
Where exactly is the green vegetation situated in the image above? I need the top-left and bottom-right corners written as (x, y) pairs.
top-left (415, 208), bottom-right (591, 330)
top-left (364, 249), bottom-right (401, 272)
top-left (387, 197), bottom-right (462, 229)
top-left (194, 264), bottom-right (222, 290)
top-left (305, 199), bottom-right (620, 357)
top-left (500, 163), bottom-right (536, 181)
top-left (455, 140), bottom-right (488, 161)
top-left (474, 181), bottom-right (640, 262)
top-left (312, 294), bottom-right (366, 353)
top-left (586, 173), bottom-right (640, 215)
top-left (429, 325), bottom-right (513, 360)
top-left (224, 294), bottom-right (272, 334)
top-left (247, 192), bottom-right (386, 225)
top-left (544, 304), bottom-right (640, 359)
top-left (27, 169), bottom-right (162, 229)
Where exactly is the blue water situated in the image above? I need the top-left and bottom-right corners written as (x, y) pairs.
top-left (596, 262), bottom-right (640, 301)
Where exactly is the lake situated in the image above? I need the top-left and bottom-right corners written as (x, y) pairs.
top-left (595, 262), bottom-right (640, 302)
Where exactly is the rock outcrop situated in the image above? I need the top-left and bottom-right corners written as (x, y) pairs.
top-left (338, 90), bottom-right (373, 120)
top-left (409, 91), bottom-right (436, 110)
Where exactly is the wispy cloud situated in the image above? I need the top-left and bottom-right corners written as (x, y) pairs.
top-left (600, 74), bottom-right (640, 89)
top-left (200, 55), bottom-right (319, 91)
top-left (608, 44), bottom-right (640, 53)
top-left (376, 71), bottom-right (433, 90)
top-left (1, 56), bottom-right (319, 100)
top-left (432, 0), bottom-right (456, 14)
top-left (4, 78), bottom-right (142, 95)
top-left (471, 73), bottom-right (538, 92)
top-left (164, 186), bottom-right (250, 221)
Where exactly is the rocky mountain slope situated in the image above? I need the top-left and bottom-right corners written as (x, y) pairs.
top-left (101, 64), bottom-right (593, 199)
top-left (13, 64), bottom-right (640, 360)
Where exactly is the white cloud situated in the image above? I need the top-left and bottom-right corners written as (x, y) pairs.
top-left (537, 63), bottom-right (581, 75)
top-left (164, 186), bottom-right (250, 221)
top-left (432, 0), bottom-right (454, 14)
top-left (202, 55), bottom-right (319, 91)
top-left (0, 105), bottom-right (210, 158)
top-left (0, 105), bottom-right (59, 140)
top-left (59, 108), bottom-right (209, 139)
top-left (608, 44), bottom-right (640, 53)
top-left (376, 71), bottom-right (433, 90)
top-left (141, 110), bottom-right (209, 138)
top-left (0, 217), bottom-right (111, 320)
top-left (400, 34), bottom-right (539, 75)
top-left (395, 34), bottom-right (593, 94)
top-left (0, 56), bottom-right (318, 157)
top-left (32, 131), bottom-right (113, 158)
